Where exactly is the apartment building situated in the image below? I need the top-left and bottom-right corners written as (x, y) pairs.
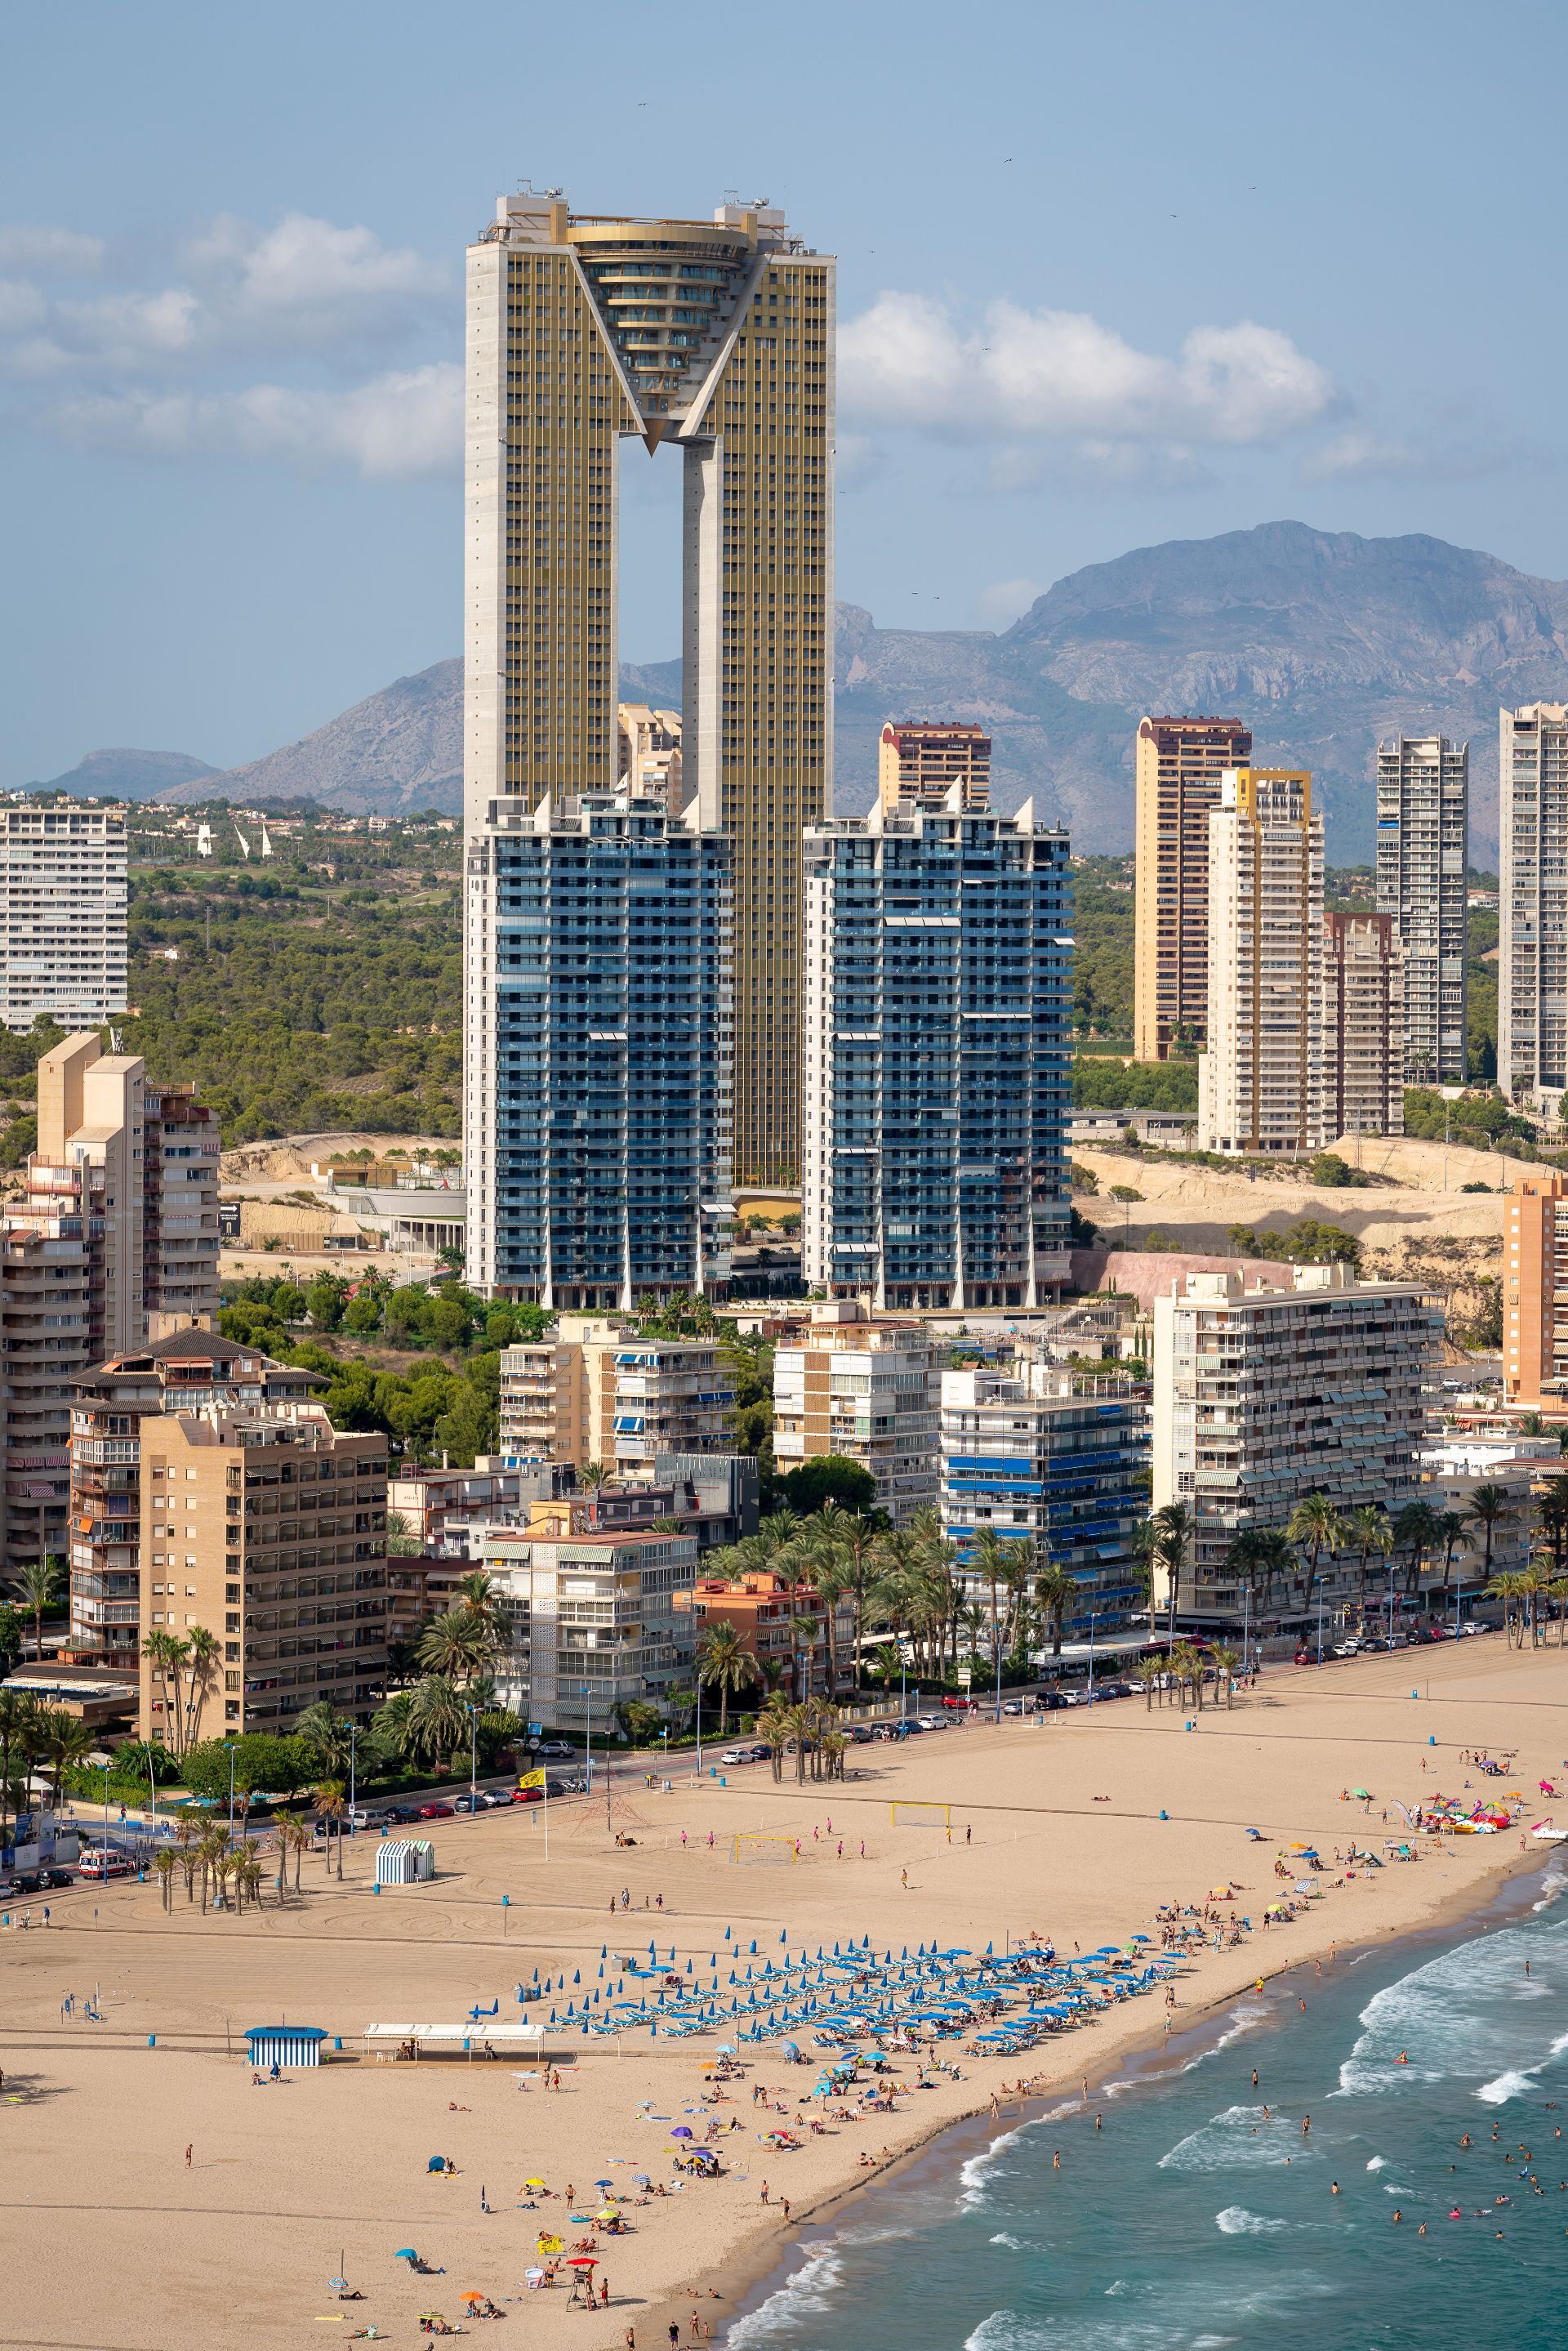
top-left (465, 793), bottom-right (733, 1305)
top-left (475, 1527), bottom-right (698, 1733)
top-left (1499, 703), bottom-right (1568, 1106)
top-left (1133, 716), bottom-right (1253, 1062)
top-left (617, 703), bottom-right (683, 814)
top-left (463, 188), bottom-right (835, 1201)
top-left (939, 1365), bottom-right (1148, 1635)
top-left (68, 1332), bottom-right (318, 1668)
top-left (136, 1404), bottom-right (389, 1742)
top-left (497, 1316), bottom-right (737, 1473)
top-left (1374, 734), bottom-right (1468, 1082)
top-left (0, 802), bottom-right (127, 1032)
top-left (801, 799), bottom-right (1073, 1308)
top-left (876, 720), bottom-right (991, 814)
top-left (1321, 910), bottom-right (1404, 1138)
top-left (142, 1079), bottom-right (221, 1333)
top-left (1196, 770), bottom-right (1325, 1155)
top-left (772, 1300), bottom-right (939, 1526)
top-left (1418, 1434), bottom-right (1550, 1582)
top-left (0, 1220), bottom-right (90, 1574)
top-left (1503, 1171), bottom-right (1568, 1412)
top-left (16, 1033), bottom-right (145, 1361)
top-left (679, 1567), bottom-right (855, 1699)
top-left (1152, 1265), bottom-right (1438, 1622)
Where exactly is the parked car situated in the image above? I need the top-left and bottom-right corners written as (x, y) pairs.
top-left (476, 1788), bottom-right (510, 1808)
top-left (451, 1794), bottom-right (484, 1813)
top-left (1000, 1698), bottom-right (1027, 1715)
top-left (844, 1724), bottom-right (876, 1744)
top-left (718, 1743), bottom-right (769, 1765)
top-left (1035, 1691), bottom-right (1070, 1711)
top-left (511, 1784), bottom-right (543, 1804)
top-left (528, 1738), bottom-right (577, 1761)
top-left (39, 1866), bottom-right (74, 1889)
top-left (1095, 1680), bottom-right (1135, 1700)
top-left (914, 1713), bottom-right (949, 1731)
top-left (1, 1870), bottom-right (42, 1897)
top-left (381, 1803), bottom-right (421, 1823)
top-left (941, 1694), bottom-right (978, 1711)
top-left (545, 1774), bottom-right (582, 1797)
top-left (417, 1801), bottom-right (455, 1820)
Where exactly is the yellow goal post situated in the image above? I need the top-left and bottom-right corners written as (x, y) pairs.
top-left (731, 1832), bottom-right (800, 1864)
top-left (889, 1801), bottom-right (952, 1827)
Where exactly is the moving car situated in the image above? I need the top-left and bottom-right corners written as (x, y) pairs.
top-left (718, 1743), bottom-right (768, 1765)
top-left (417, 1800), bottom-right (455, 1820)
top-left (914, 1713), bottom-right (949, 1731)
top-left (528, 1738), bottom-right (577, 1761)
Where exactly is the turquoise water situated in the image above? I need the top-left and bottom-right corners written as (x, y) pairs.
top-left (726, 1863), bottom-right (1568, 2351)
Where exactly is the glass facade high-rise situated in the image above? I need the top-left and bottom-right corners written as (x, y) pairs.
top-left (464, 190), bottom-right (835, 1287)
top-left (1374, 733), bottom-right (1468, 1083)
top-left (1499, 703), bottom-right (1568, 1107)
top-left (801, 801), bottom-right (1073, 1309)
top-left (475, 795), bottom-right (733, 1309)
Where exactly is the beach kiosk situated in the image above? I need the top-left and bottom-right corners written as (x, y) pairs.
top-left (376, 1839), bottom-right (434, 1886)
top-left (245, 2026), bottom-right (328, 2070)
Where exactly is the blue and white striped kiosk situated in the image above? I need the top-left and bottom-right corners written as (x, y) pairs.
top-left (376, 1839), bottom-right (435, 1886)
top-left (245, 2025), bottom-right (328, 2069)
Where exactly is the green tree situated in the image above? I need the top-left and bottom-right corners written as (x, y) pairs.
top-left (696, 1619), bottom-right (752, 1735)
top-left (778, 1455), bottom-right (878, 1518)
top-left (11, 1555), bottom-right (63, 1664)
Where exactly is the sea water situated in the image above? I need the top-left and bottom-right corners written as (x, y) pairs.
top-left (725, 1864), bottom-right (1568, 2351)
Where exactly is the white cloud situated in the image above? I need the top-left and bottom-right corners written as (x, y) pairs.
top-left (53, 361), bottom-right (461, 478)
top-left (840, 292), bottom-right (1335, 448)
top-left (0, 225), bottom-right (105, 273)
top-left (0, 279), bottom-right (47, 334)
top-left (1298, 426), bottom-right (1531, 484)
top-left (978, 577), bottom-right (1045, 627)
top-left (185, 211), bottom-right (446, 342)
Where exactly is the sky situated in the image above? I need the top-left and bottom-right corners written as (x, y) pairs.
top-left (4, 0), bottom-right (1567, 783)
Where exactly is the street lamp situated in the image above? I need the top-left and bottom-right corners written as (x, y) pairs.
top-left (993, 1610), bottom-right (1003, 1724)
top-left (1315, 1574), bottom-right (1325, 1666)
top-left (348, 1721), bottom-right (357, 1836)
top-left (466, 1704), bottom-right (479, 1816)
top-left (225, 1739), bottom-right (237, 1845)
top-left (581, 1680), bottom-right (592, 1799)
top-left (1386, 1562), bottom-right (1396, 1651)
top-left (1087, 1611), bottom-right (1097, 1706)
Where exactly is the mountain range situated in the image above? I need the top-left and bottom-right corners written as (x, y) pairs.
top-left (41, 520), bottom-right (1568, 856)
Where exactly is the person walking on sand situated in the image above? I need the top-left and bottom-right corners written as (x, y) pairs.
top-left (185, 2144), bottom-right (192, 2170)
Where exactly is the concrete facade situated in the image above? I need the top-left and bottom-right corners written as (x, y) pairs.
top-left (1374, 733), bottom-right (1468, 1084)
top-left (0, 804), bottom-right (127, 1033)
top-left (1197, 770), bottom-right (1325, 1155)
top-left (1133, 716), bottom-right (1252, 1063)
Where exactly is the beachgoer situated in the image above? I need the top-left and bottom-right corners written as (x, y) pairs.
top-left (185, 2144), bottom-right (192, 2169)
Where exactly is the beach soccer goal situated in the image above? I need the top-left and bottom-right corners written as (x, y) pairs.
top-left (732, 1833), bottom-right (800, 1865)
top-left (889, 1802), bottom-right (952, 1829)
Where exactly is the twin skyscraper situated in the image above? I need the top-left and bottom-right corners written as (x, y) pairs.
top-left (461, 189), bottom-right (1073, 1310)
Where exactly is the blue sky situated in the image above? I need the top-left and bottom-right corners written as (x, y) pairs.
top-left (3, 0), bottom-right (1565, 783)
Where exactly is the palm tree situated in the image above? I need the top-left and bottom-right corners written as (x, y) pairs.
top-left (782, 1702), bottom-right (812, 1786)
top-left (181, 1626), bottom-right (220, 1752)
top-left (41, 1711), bottom-right (95, 1809)
top-left (12, 1555), bottom-right (62, 1664)
top-left (293, 1702), bottom-right (354, 1783)
top-left (417, 1609), bottom-right (492, 1687)
top-left (1485, 1571), bottom-right (1530, 1647)
top-left (140, 1629), bottom-right (184, 1755)
top-left (756, 1697), bottom-right (791, 1784)
top-left (172, 1810), bottom-right (202, 1903)
top-left (1130, 1519), bottom-right (1161, 1636)
top-left (154, 1848), bottom-right (176, 1912)
top-left (968, 1528), bottom-right (1013, 1658)
top-left (868, 1641), bottom-right (902, 1704)
top-left (1391, 1501), bottom-right (1441, 1604)
top-left (385, 1508), bottom-right (422, 1557)
top-left (1149, 1503), bottom-right (1195, 1639)
top-left (1033, 1564), bottom-right (1079, 1658)
top-left (453, 1569), bottom-right (507, 1645)
top-left (578, 1461), bottom-right (610, 1518)
top-left (1286, 1495), bottom-right (1341, 1604)
top-left (1432, 1510), bottom-right (1468, 1611)
top-left (696, 1619), bottom-right (751, 1735)
top-left (1132, 1656), bottom-right (1161, 1711)
top-left (316, 1780), bottom-right (347, 1877)
top-left (278, 1812), bottom-right (311, 1894)
top-left (0, 1689), bottom-right (37, 1846)
top-left (405, 1674), bottom-right (468, 1768)
top-left (1466, 1486), bottom-right (1511, 1591)
top-left (1551, 1577), bottom-right (1568, 1648)
top-left (1209, 1644), bottom-right (1241, 1708)
top-left (1343, 1505), bottom-right (1392, 1613)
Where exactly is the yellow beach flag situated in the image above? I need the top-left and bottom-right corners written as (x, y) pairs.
top-left (519, 1769), bottom-right (546, 1791)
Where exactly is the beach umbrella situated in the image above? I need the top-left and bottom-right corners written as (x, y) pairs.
top-left (395, 2249), bottom-right (419, 2263)
top-left (461, 2291), bottom-right (485, 2305)
top-left (594, 2178), bottom-right (613, 2189)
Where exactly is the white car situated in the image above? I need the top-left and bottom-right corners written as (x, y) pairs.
top-left (915, 1714), bottom-right (949, 1731)
top-left (718, 1743), bottom-right (768, 1765)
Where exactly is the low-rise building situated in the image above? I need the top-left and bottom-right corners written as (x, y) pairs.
top-left (772, 1300), bottom-right (939, 1525)
top-left (1418, 1433), bottom-right (1557, 1585)
top-left (678, 1568), bottom-right (856, 1701)
top-left (939, 1366), bottom-right (1149, 1635)
top-left (136, 1404), bottom-right (389, 1742)
top-left (1152, 1265), bottom-right (1439, 1624)
top-left (475, 1528), bottom-right (697, 1734)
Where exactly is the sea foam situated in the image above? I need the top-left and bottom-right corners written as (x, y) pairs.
top-left (1214, 2206), bottom-right (1289, 2235)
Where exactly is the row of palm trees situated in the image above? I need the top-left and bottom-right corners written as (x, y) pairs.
top-left (0, 1691), bottom-right (100, 1844)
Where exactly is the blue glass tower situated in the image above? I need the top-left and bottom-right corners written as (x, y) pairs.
top-left (801, 800), bottom-right (1072, 1309)
top-left (469, 794), bottom-right (733, 1307)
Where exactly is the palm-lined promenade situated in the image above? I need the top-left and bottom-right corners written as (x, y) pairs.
top-left (5, 1635), bottom-right (1566, 2349)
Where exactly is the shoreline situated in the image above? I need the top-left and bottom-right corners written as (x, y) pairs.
top-left (699, 1840), bottom-right (1564, 2348)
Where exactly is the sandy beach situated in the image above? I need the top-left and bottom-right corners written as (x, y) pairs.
top-left (2, 1637), bottom-right (1564, 2351)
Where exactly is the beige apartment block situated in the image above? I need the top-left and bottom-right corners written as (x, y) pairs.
top-left (1152, 1265), bottom-right (1438, 1623)
top-left (20, 1032), bottom-right (145, 1359)
top-left (143, 1079), bottom-right (221, 1333)
top-left (0, 1221), bottom-right (90, 1575)
top-left (474, 1526), bottom-right (698, 1731)
top-left (1499, 703), bottom-right (1568, 1106)
top-left (771, 1299), bottom-right (938, 1525)
top-left (876, 720), bottom-right (991, 814)
top-left (497, 1316), bottom-right (737, 1473)
top-left (1322, 910), bottom-right (1404, 1138)
top-left (1133, 715), bottom-right (1252, 1061)
top-left (617, 703), bottom-right (684, 813)
top-left (68, 1330), bottom-right (317, 1671)
top-left (1197, 769), bottom-right (1325, 1155)
top-left (1503, 1171), bottom-right (1568, 1413)
top-left (136, 1404), bottom-right (389, 1742)
top-left (463, 187), bottom-right (835, 1247)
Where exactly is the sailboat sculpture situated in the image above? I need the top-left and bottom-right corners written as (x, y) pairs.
top-left (196, 823), bottom-right (213, 857)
